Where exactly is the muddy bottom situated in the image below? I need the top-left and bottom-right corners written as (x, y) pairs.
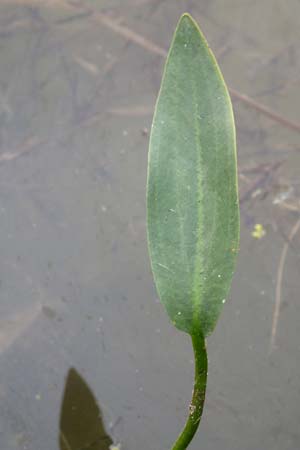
top-left (0, 1), bottom-right (300, 449)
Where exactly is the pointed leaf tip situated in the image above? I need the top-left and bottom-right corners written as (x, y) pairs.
top-left (179, 13), bottom-right (196, 25)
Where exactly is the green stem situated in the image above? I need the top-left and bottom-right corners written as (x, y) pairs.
top-left (171, 332), bottom-right (208, 450)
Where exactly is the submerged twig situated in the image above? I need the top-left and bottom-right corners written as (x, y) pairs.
top-left (3, 1), bottom-right (297, 133)
top-left (239, 160), bottom-right (284, 204)
top-left (270, 218), bottom-right (300, 352)
top-left (0, 137), bottom-right (43, 163)
top-left (66, 0), bottom-right (167, 56)
top-left (63, 1), bottom-right (300, 134)
top-left (229, 88), bottom-right (300, 133)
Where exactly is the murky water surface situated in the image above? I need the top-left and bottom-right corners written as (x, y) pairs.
top-left (0, 1), bottom-right (300, 449)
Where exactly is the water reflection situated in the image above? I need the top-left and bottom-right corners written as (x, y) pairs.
top-left (59, 368), bottom-right (113, 450)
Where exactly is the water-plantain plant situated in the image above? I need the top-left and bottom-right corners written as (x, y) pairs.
top-left (147, 13), bottom-right (239, 449)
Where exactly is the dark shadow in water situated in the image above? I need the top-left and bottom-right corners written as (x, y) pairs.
top-left (59, 368), bottom-right (113, 450)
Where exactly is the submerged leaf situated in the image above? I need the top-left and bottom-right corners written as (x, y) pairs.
top-left (147, 14), bottom-right (239, 337)
top-left (59, 368), bottom-right (113, 450)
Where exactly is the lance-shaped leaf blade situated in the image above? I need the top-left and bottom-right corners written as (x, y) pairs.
top-left (147, 14), bottom-right (239, 337)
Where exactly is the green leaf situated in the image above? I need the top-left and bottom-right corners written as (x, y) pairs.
top-left (147, 13), bottom-right (239, 337)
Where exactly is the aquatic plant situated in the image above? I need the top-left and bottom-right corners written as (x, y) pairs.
top-left (147, 13), bottom-right (239, 449)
